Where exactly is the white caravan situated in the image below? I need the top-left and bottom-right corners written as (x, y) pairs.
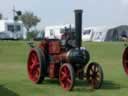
top-left (0, 20), bottom-right (27, 39)
top-left (82, 27), bottom-right (95, 41)
top-left (45, 24), bottom-right (74, 39)
top-left (83, 26), bottom-right (117, 42)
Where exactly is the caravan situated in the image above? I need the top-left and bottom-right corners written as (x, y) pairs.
top-left (82, 27), bottom-right (94, 41)
top-left (83, 26), bottom-right (116, 42)
top-left (0, 20), bottom-right (27, 40)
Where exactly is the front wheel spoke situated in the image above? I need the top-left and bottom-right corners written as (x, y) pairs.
top-left (96, 77), bottom-right (101, 81)
top-left (94, 65), bottom-right (97, 72)
top-left (96, 74), bottom-right (101, 81)
top-left (96, 73), bottom-right (100, 78)
top-left (88, 74), bottom-right (93, 77)
top-left (92, 79), bottom-right (96, 86)
top-left (89, 76), bottom-right (92, 81)
top-left (95, 70), bottom-right (99, 74)
top-left (89, 70), bottom-right (93, 75)
top-left (94, 77), bottom-right (99, 85)
top-left (67, 78), bottom-right (72, 84)
top-left (90, 68), bottom-right (94, 73)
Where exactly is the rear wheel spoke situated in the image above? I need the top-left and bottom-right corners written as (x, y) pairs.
top-left (94, 65), bottom-right (97, 72)
top-left (90, 68), bottom-right (94, 73)
top-left (92, 79), bottom-right (97, 86)
top-left (125, 60), bottom-right (128, 63)
top-left (60, 75), bottom-right (66, 81)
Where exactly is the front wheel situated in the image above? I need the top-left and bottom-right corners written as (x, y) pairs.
top-left (86, 62), bottom-right (103, 89)
top-left (59, 63), bottom-right (75, 91)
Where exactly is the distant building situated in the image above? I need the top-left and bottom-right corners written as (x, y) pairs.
top-left (0, 20), bottom-right (27, 40)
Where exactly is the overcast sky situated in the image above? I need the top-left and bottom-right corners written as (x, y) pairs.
top-left (0, 0), bottom-right (128, 29)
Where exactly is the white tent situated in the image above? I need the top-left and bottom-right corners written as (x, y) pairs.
top-left (105, 25), bottom-right (128, 41)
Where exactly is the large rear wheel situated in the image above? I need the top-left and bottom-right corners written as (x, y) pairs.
top-left (123, 47), bottom-right (128, 75)
top-left (59, 63), bottom-right (75, 91)
top-left (27, 48), bottom-right (46, 84)
top-left (86, 62), bottom-right (103, 89)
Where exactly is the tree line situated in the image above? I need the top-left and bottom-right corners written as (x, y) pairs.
top-left (0, 11), bottom-right (40, 32)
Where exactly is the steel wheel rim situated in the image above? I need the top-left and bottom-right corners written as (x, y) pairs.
top-left (59, 65), bottom-right (73, 90)
top-left (123, 47), bottom-right (128, 74)
top-left (27, 49), bottom-right (40, 82)
top-left (87, 63), bottom-right (101, 88)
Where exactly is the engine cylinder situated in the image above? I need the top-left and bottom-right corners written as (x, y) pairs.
top-left (67, 48), bottom-right (90, 65)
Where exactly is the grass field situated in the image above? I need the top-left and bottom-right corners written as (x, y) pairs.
top-left (0, 41), bottom-right (128, 96)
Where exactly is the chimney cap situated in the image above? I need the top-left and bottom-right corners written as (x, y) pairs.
top-left (74, 9), bottom-right (83, 13)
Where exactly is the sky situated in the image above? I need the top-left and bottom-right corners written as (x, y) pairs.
top-left (0, 0), bottom-right (128, 29)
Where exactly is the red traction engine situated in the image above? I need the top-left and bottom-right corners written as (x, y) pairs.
top-left (27, 9), bottom-right (104, 91)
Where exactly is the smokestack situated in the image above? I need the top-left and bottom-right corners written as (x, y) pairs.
top-left (74, 9), bottom-right (83, 48)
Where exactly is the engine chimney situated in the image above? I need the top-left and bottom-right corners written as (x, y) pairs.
top-left (74, 9), bottom-right (83, 48)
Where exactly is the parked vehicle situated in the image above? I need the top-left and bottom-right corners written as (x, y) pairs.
top-left (0, 20), bottom-right (27, 40)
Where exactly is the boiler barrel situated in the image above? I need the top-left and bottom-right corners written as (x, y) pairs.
top-left (74, 9), bottom-right (83, 48)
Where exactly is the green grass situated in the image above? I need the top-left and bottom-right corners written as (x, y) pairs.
top-left (0, 41), bottom-right (128, 96)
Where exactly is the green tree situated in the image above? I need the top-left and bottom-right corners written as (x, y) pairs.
top-left (21, 11), bottom-right (40, 32)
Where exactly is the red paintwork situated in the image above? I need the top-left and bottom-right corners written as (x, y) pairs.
top-left (123, 47), bottom-right (128, 75)
top-left (28, 39), bottom-right (76, 90)
top-left (59, 63), bottom-right (73, 91)
top-left (28, 38), bottom-right (74, 89)
top-left (49, 63), bottom-right (55, 78)
top-left (48, 41), bottom-right (61, 54)
top-left (39, 40), bottom-right (68, 78)
top-left (27, 49), bottom-right (40, 83)
top-left (38, 39), bottom-right (47, 52)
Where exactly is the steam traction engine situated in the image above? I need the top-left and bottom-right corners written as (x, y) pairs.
top-left (27, 9), bottom-right (104, 91)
